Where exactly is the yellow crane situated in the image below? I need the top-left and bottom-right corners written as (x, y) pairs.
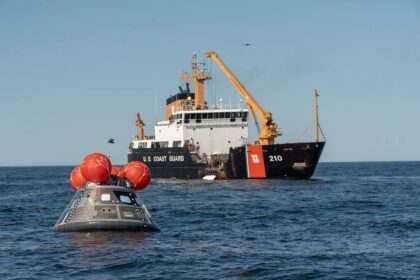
top-left (136, 112), bottom-right (145, 140)
top-left (203, 51), bottom-right (281, 145)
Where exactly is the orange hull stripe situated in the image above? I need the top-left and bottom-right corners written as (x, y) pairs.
top-left (246, 145), bottom-right (266, 178)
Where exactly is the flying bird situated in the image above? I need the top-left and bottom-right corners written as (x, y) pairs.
top-left (243, 43), bottom-right (251, 46)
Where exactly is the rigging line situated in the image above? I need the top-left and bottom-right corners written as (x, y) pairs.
top-left (209, 125), bottom-right (213, 156)
top-left (295, 120), bottom-right (315, 142)
top-left (211, 59), bottom-right (215, 107)
top-left (211, 59), bottom-right (217, 107)
top-left (319, 124), bottom-right (327, 141)
top-left (154, 96), bottom-right (157, 122)
top-left (205, 60), bottom-right (210, 105)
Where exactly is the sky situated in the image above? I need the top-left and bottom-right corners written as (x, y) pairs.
top-left (1, 0), bottom-right (420, 166)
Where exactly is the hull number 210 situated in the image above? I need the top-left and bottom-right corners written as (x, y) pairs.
top-left (269, 155), bottom-right (283, 162)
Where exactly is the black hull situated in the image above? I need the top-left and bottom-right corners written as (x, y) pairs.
top-left (128, 147), bottom-right (206, 179)
top-left (226, 142), bottom-right (325, 179)
top-left (128, 142), bottom-right (325, 180)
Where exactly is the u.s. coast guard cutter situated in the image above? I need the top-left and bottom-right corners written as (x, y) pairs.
top-left (128, 51), bottom-right (325, 180)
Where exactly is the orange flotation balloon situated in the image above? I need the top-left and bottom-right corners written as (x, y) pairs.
top-left (80, 153), bottom-right (112, 183)
top-left (70, 166), bottom-right (88, 191)
top-left (122, 161), bottom-right (151, 190)
top-left (111, 166), bottom-right (123, 177)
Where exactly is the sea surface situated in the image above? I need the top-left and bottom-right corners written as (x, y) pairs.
top-left (1, 162), bottom-right (420, 279)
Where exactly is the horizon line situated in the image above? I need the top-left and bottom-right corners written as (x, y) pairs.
top-left (1, 160), bottom-right (420, 168)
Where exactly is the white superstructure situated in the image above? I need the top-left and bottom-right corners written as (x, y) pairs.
top-left (131, 106), bottom-right (249, 157)
top-left (130, 53), bottom-right (251, 160)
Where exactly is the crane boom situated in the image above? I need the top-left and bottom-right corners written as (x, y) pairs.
top-left (248, 105), bottom-right (260, 132)
top-left (203, 51), bottom-right (280, 145)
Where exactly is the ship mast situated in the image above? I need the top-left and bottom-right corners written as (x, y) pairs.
top-left (180, 54), bottom-right (212, 109)
top-left (314, 89), bottom-right (320, 143)
top-left (136, 113), bottom-right (145, 140)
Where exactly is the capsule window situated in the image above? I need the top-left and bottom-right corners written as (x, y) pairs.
top-left (119, 195), bottom-right (131, 204)
top-left (113, 190), bottom-right (137, 205)
top-left (101, 194), bottom-right (111, 201)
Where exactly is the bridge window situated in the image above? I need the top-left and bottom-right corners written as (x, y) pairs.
top-left (207, 113), bottom-right (213, 119)
top-left (151, 141), bottom-right (169, 148)
top-left (138, 142), bottom-right (148, 148)
top-left (241, 112), bottom-right (248, 121)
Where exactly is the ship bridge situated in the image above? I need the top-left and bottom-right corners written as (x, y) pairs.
top-left (132, 105), bottom-right (249, 157)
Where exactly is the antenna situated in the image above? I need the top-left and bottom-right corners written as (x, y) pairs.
top-left (154, 95), bottom-right (157, 123)
top-left (314, 89), bottom-right (320, 143)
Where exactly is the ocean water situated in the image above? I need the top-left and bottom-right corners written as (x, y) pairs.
top-left (1, 162), bottom-right (420, 279)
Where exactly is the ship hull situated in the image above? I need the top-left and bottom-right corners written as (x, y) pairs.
top-left (226, 142), bottom-right (325, 179)
top-left (128, 147), bottom-right (206, 179)
top-left (128, 142), bottom-right (324, 180)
